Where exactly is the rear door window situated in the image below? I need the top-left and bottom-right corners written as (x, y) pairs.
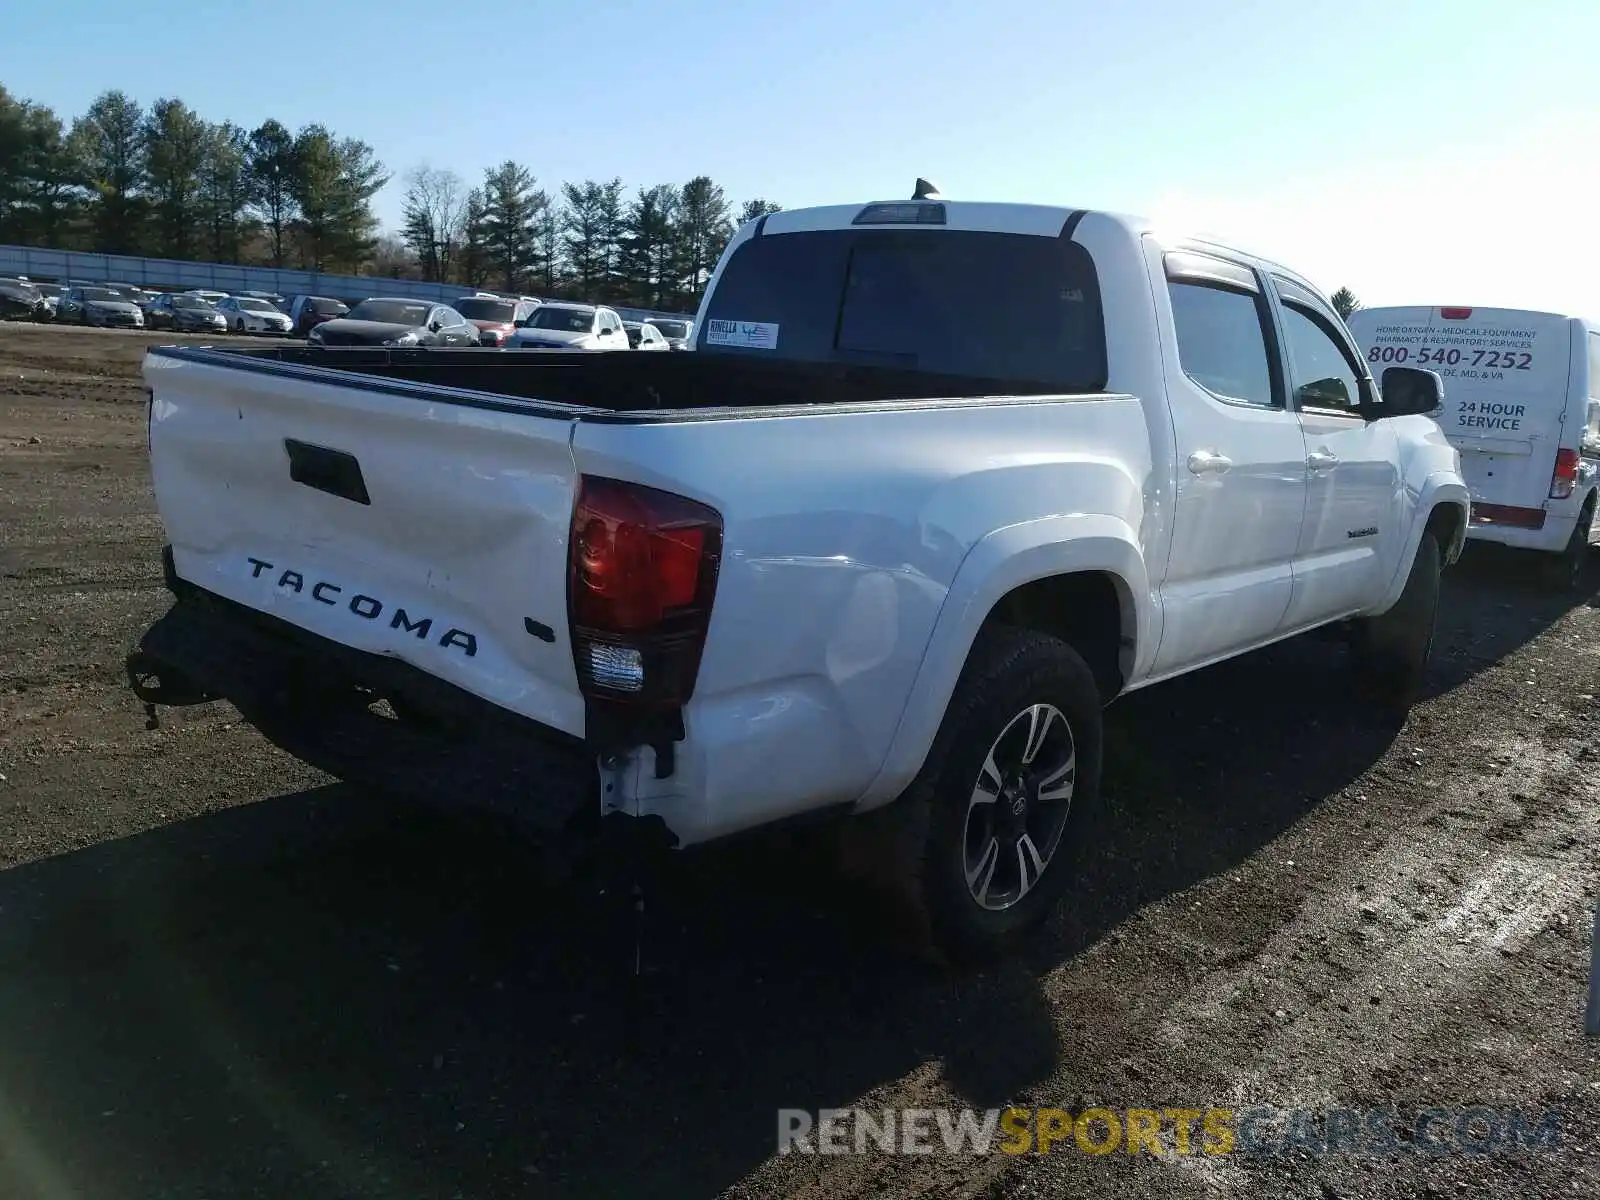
top-left (699, 229), bottom-right (1106, 390)
top-left (1167, 282), bottom-right (1278, 408)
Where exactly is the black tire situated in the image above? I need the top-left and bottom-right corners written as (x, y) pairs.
top-left (1541, 502), bottom-right (1594, 591)
top-left (234, 318), bottom-right (245, 333)
top-left (866, 626), bottom-right (1103, 964)
top-left (1351, 530), bottom-right (1441, 714)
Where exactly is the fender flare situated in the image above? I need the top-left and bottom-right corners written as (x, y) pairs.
top-left (1370, 473), bottom-right (1470, 614)
top-left (852, 513), bottom-right (1149, 810)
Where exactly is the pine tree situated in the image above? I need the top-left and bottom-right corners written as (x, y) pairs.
top-left (196, 122), bottom-right (254, 263)
top-left (1331, 287), bottom-right (1361, 319)
top-left (246, 119), bottom-right (297, 267)
top-left (561, 178), bottom-right (624, 299)
top-left (142, 98), bottom-right (209, 259)
top-left (672, 175), bottom-right (732, 306)
top-left (69, 90), bottom-right (146, 254)
top-left (534, 204), bottom-right (562, 295)
top-left (621, 184), bottom-right (679, 308)
top-left (480, 161), bottom-right (545, 293)
top-left (456, 187), bottom-right (491, 287)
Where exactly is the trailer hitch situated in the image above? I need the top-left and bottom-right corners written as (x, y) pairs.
top-left (125, 650), bottom-right (219, 728)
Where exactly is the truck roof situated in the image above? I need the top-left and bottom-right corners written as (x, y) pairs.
top-left (757, 199), bottom-right (1319, 301)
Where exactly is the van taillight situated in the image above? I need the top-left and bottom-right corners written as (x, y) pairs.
top-left (1440, 307), bottom-right (1473, 320)
top-left (568, 475), bottom-right (722, 708)
top-left (1551, 448), bottom-right (1581, 499)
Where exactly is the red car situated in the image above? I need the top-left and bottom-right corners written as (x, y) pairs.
top-left (454, 295), bottom-right (541, 347)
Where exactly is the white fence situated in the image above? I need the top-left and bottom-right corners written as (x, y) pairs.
top-left (0, 243), bottom-right (694, 323)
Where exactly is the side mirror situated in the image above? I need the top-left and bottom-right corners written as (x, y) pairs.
top-left (1376, 365), bottom-right (1444, 418)
top-left (514, 318), bottom-right (528, 327)
top-left (429, 320), bottom-right (442, 333)
top-left (1295, 376), bottom-right (1353, 410)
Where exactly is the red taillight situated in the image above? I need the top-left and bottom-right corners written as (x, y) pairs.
top-left (568, 475), bottom-right (721, 707)
top-left (1551, 447), bottom-right (1581, 499)
top-left (1440, 307), bottom-right (1473, 320)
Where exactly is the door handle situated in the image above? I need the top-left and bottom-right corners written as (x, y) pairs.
top-left (1187, 450), bottom-right (1233, 476)
top-left (1306, 449), bottom-right (1341, 472)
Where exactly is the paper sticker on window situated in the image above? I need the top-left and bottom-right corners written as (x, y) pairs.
top-left (705, 319), bottom-right (779, 350)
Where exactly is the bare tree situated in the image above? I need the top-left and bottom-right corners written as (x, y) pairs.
top-left (399, 164), bottom-right (466, 283)
top-left (371, 233), bottom-right (418, 279)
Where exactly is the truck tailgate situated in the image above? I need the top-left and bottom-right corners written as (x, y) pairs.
top-left (143, 351), bottom-right (589, 738)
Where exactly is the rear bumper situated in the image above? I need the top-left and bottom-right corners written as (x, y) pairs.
top-left (1466, 508), bottom-right (1575, 553)
top-left (128, 572), bottom-right (597, 833)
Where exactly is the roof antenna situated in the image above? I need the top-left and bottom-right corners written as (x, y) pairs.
top-left (912, 178), bottom-right (942, 200)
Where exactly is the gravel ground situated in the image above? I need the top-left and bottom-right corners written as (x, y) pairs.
top-left (1, 321), bottom-right (1597, 1200)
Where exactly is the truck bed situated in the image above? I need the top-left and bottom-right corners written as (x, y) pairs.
top-left (144, 344), bottom-right (1075, 416)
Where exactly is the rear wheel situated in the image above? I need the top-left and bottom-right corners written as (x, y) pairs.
top-left (867, 627), bottom-right (1103, 964)
top-left (1351, 530), bottom-right (1441, 715)
top-left (1542, 502), bottom-right (1594, 591)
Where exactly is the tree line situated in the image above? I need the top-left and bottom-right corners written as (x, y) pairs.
top-left (0, 83), bottom-right (780, 309)
top-left (398, 164), bottom-right (779, 310)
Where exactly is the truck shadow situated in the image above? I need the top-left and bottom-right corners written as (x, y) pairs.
top-left (0, 556), bottom-right (1590, 1199)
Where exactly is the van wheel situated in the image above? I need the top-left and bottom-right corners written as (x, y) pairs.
top-left (1351, 530), bottom-right (1441, 715)
top-left (871, 627), bottom-right (1102, 965)
top-left (1543, 504), bottom-right (1594, 591)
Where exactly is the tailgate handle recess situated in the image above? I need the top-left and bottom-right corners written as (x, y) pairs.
top-left (285, 439), bottom-right (371, 506)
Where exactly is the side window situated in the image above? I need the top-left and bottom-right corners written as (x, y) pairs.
top-left (1280, 304), bottom-right (1362, 414)
top-left (1167, 281), bottom-right (1278, 408)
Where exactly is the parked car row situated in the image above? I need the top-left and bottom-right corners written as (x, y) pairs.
top-left (5, 273), bottom-right (696, 354)
top-left (299, 295), bottom-right (694, 353)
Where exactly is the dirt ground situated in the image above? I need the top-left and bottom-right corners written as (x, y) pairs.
top-left (1, 321), bottom-right (1597, 1200)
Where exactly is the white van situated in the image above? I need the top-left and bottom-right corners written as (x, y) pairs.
top-left (1348, 306), bottom-right (1600, 587)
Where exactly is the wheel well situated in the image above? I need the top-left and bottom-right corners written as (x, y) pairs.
top-left (1426, 502), bottom-right (1466, 562)
top-left (986, 572), bottom-right (1129, 699)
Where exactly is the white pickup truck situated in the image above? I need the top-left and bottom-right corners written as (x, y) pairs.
top-left (128, 193), bottom-right (1469, 960)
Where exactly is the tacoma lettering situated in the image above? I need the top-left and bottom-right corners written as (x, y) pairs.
top-left (242, 557), bottom-right (477, 657)
top-left (390, 609), bottom-right (432, 639)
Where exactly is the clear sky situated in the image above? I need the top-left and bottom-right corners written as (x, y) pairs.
top-left (7, 0), bottom-right (1599, 314)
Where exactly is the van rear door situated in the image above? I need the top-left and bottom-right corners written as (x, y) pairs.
top-left (1350, 306), bottom-right (1573, 514)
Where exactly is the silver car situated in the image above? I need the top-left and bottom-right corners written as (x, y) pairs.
top-left (60, 285), bottom-right (145, 329)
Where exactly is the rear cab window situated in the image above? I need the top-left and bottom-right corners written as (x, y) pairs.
top-left (697, 227), bottom-right (1107, 391)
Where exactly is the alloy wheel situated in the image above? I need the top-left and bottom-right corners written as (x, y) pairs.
top-left (961, 703), bottom-right (1077, 912)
